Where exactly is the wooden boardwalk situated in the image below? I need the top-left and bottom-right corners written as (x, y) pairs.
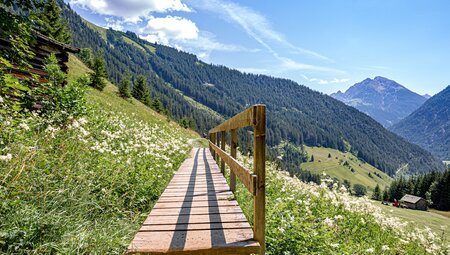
top-left (127, 147), bottom-right (260, 254)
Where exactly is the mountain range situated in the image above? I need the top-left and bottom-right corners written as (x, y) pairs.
top-left (330, 77), bottom-right (427, 127)
top-left (390, 85), bottom-right (450, 160)
top-left (61, 2), bottom-right (445, 176)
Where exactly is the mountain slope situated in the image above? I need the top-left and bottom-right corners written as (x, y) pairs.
top-left (301, 146), bottom-right (392, 192)
top-left (331, 77), bottom-right (427, 127)
top-left (61, 4), bottom-right (445, 175)
top-left (390, 85), bottom-right (450, 160)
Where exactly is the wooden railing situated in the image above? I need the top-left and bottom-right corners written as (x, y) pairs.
top-left (208, 104), bottom-right (266, 254)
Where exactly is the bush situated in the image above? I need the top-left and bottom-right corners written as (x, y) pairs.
top-left (353, 184), bottom-right (367, 197)
top-left (42, 75), bottom-right (88, 125)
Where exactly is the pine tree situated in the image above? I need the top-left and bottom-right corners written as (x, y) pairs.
top-left (37, 0), bottom-right (71, 43)
top-left (328, 153), bottom-right (331, 158)
top-left (152, 97), bottom-right (163, 113)
top-left (382, 188), bottom-right (389, 201)
top-left (133, 75), bottom-right (150, 105)
top-left (118, 71), bottom-right (132, 98)
top-left (89, 50), bottom-right (107, 91)
top-left (371, 184), bottom-right (381, 200)
top-left (310, 155), bottom-right (314, 162)
top-left (79, 48), bottom-right (93, 68)
top-left (44, 53), bottom-right (66, 86)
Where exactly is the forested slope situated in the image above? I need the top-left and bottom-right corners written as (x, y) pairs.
top-left (391, 85), bottom-right (450, 160)
top-left (61, 3), bottom-right (444, 175)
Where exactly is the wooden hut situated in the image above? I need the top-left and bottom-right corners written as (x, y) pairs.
top-left (399, 194), bottom-right (427, 211)
top-left (0, 30), bottom-right (79, 82)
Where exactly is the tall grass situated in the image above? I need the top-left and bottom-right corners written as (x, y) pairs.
top-left (0, 85), bottom-right (196, 253)
top-left (232, 156), bottom-right (449, 254)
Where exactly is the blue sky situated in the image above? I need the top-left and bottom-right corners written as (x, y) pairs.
top-left (68, 0), bottom-right (450, 95)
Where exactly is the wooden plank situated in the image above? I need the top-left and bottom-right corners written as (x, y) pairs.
top-left (160, 191), bottom-right (233, 198)
top-left (209, 142), bottom-right (257, 195)
top-left (153, 200), bottom-right (239, 209)
top-left (143, 213), bottom-right (248, 225)
top-left (127, 229), bottom-right (260, 254)
top-left (148, 206), bottom-right (244, 217)
top-left (139, 222), bottom-right (251, 232)
top-left (157, 195), bottom-right (234, 203)
top-left (164, 183), bottom-right (229, 189)
top-left (161, 190), bottom-right (231, 197)
top-left (253, 105), bottom-right (266, 255)
top-left (209, 106), bottom-right (256, 133)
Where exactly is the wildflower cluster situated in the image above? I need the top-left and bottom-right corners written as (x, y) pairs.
top-left (234, 154), bottom-right (448, 255)
top-left (0, 92), bottom-right (195, 253)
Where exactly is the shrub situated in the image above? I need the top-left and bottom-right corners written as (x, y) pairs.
top-left (42, 76), bottom-right (88, 125)
top-left (353, 184), bottom-right (367, 197)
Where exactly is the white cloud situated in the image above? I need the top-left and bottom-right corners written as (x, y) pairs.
top-left (70, 0), bottom-right (191, 23)
top-left (140, 23), bottom-right (258, 60)
top-left (189, 0), bottom-right (331, 62)
top-left (302, 75), bottom-right (349, 84)
top-left (104, 17), bottom-right (124, 31)
top-left (140, 16), bottom-right (199, 44)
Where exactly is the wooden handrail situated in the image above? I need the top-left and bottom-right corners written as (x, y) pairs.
top-left (208, 104), bottom-right (266, 255)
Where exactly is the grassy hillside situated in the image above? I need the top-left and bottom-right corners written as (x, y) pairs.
top-left (0, 55), bottom-right (198, 253)
top-left (122, 36), bottom-right (146, 52)
top-left (81, 17), bottom-right (107, 42)
top-left (372, 201), bottom-right (450, 242)
top-left (231, 158), bottom-right (448, 254)
top-left (301, 146), bottom-right (392, 191)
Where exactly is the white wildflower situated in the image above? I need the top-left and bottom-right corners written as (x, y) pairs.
top-left (365, 247), bottom-right (374, 253)
top-left (19, 123), bottom-right (30, 130)
top-left (330, 243), bottom-right (339, 248)
top-left (79, 127), bottom-right (89, 136)
top-left (323, 217), bottom-right (334, 228)
top-left (0, 95), bottom-right (3, 103)
top-left (0, 153), bottom-right (12, 161)
top-left (70, 120), bottom-right (80, 129)
top-left (381, 245), bottom-right (390, 251)
top-left (78, 117), bottom-right (88, 125)
top-left (334, 215), bottom-right (343, 221)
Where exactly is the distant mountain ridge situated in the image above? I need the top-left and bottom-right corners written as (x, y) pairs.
top-left (390, 85), bottom-right (450, 160)
top-left (330, 77), bottom-right (427, 127)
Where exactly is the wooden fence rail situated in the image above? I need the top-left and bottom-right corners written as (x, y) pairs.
top-left (208, 104), bottom-right (266, 255)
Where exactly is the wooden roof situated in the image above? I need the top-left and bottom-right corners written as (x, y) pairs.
top-left (32, 30), bottom-right (79, 53)
top-left (400, 194), bottom-right (424, 204)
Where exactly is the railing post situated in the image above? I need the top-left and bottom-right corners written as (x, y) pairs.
top-left (230, 129), bottom-right (237, 192)
top-left (210, 133), bottom-right (216, 159)
top-left (215, 133), bottom-right (220, 162)
top-left (253, 105), bottom-right (266, 255)
top-left (220, 131), bottom-right (226, 174)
